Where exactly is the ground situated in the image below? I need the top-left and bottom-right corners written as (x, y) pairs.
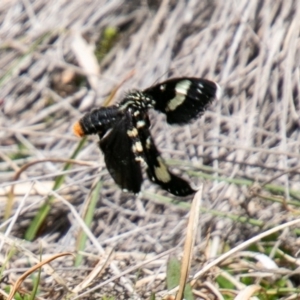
top-left (0, 0), bottom-right (300, 299)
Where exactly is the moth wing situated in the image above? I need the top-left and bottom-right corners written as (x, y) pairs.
top-left (99, 113), bottom-right (143, 194)
top-left (143, 77), bottom-right (221, 124)
top-left (137, 124), bottom-right (195, 196)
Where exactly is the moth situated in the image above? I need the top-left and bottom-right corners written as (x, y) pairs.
top-left (73, 77), bottom-right (221, 196)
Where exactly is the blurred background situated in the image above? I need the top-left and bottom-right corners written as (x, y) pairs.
top-left (0, 0), bottom-right (300, 299)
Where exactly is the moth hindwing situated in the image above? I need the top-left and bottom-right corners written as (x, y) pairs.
top-left (99, 111), bottom-right (143, 194)
top-left (134, 115), bottom-right (195, 196)
top-left (73, 77), bottom-right (221, 195)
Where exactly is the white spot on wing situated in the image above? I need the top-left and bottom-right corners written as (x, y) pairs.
top-left (135, 156), bottom-right (146, 165)
top-left (154, 157), bottom-right (171, 183)
top-left (132, 141), bottom-right (143, 153)
top-left (127, 128), bottom-right (138, 137)
top-left (175, 80), bottom-right (191, 95)
top-left (136, 120), bottom-right (146, 128)
top-left (146, 137), bottom-right (152, 149)
top-left (166, 80), bottom-right (191, 111)
top-left (160, 84), bottom-right (166, 91)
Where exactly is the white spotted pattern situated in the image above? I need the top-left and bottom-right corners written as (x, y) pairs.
top-left (146, 137), bottom-right (152, 149)
top-left (154, 157), bottom-right (171, 183)
top-left (127, 128), bottom-right (138, 138)
top-left (166, 80), bottom-right (191, 111)
top-left (132, 141), bottom-right (143, 153)
top-left (136, 120), bottom-right (146, 128)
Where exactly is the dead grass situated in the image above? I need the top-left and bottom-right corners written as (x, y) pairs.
top-left (0, 0), bottom-right (300, 299)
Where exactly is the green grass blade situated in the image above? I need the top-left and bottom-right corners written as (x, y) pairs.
top-left (25, 137), bottom-right (87, 241)
top-left (167, 257), bottom-right (181, 290)
top-left (75, 180), bottom-right (102, 266)
top-left (166, 257), bottom-right (194, 300)
top-left (143, 191), bottom-right (264, 227)
top-left (0, 32), bottom-right (52, 87)
top-left (29, 265), bottom-right (41, 300)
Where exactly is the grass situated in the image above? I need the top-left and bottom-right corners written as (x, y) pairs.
top-left (24, 137), bottom-right (88, 241)
top-left (1, 0), bottom-right (300, 299)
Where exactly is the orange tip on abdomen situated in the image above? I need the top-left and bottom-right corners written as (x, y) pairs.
top-left (73, 121), bottom-right (85, 137)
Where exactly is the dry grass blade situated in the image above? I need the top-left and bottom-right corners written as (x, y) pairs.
top-left (175, 186), bottom-right (202, 300)
top-left (7, 252), bottom-right (73, 300)
top-left (71, 33), bottom-right (100, 90)
top-left (0, 182), bottom-right (34, 252)
top-left (191, 218), bottom-right (300, 281)
top-left (166, 218), bottom-right (300, 297)
top-left (234, 285), bottom-right (261, 300)
top-left (72, 248), bottom-right (114, 294)
top-left (71, 248), bottom-right (177, 300)
top-left (5, 158), bottom-right (94, 220)
top-left (201, 281), bottom-right (224, 300)
top-left (101, 69), bottom-right (135, 107)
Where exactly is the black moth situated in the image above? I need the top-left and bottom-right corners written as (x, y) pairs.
top-left (74, 77), bottom-right (221, 196)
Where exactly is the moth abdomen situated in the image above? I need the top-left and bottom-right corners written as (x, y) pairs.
top-left (73, 106), bottom-right (120, 137)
